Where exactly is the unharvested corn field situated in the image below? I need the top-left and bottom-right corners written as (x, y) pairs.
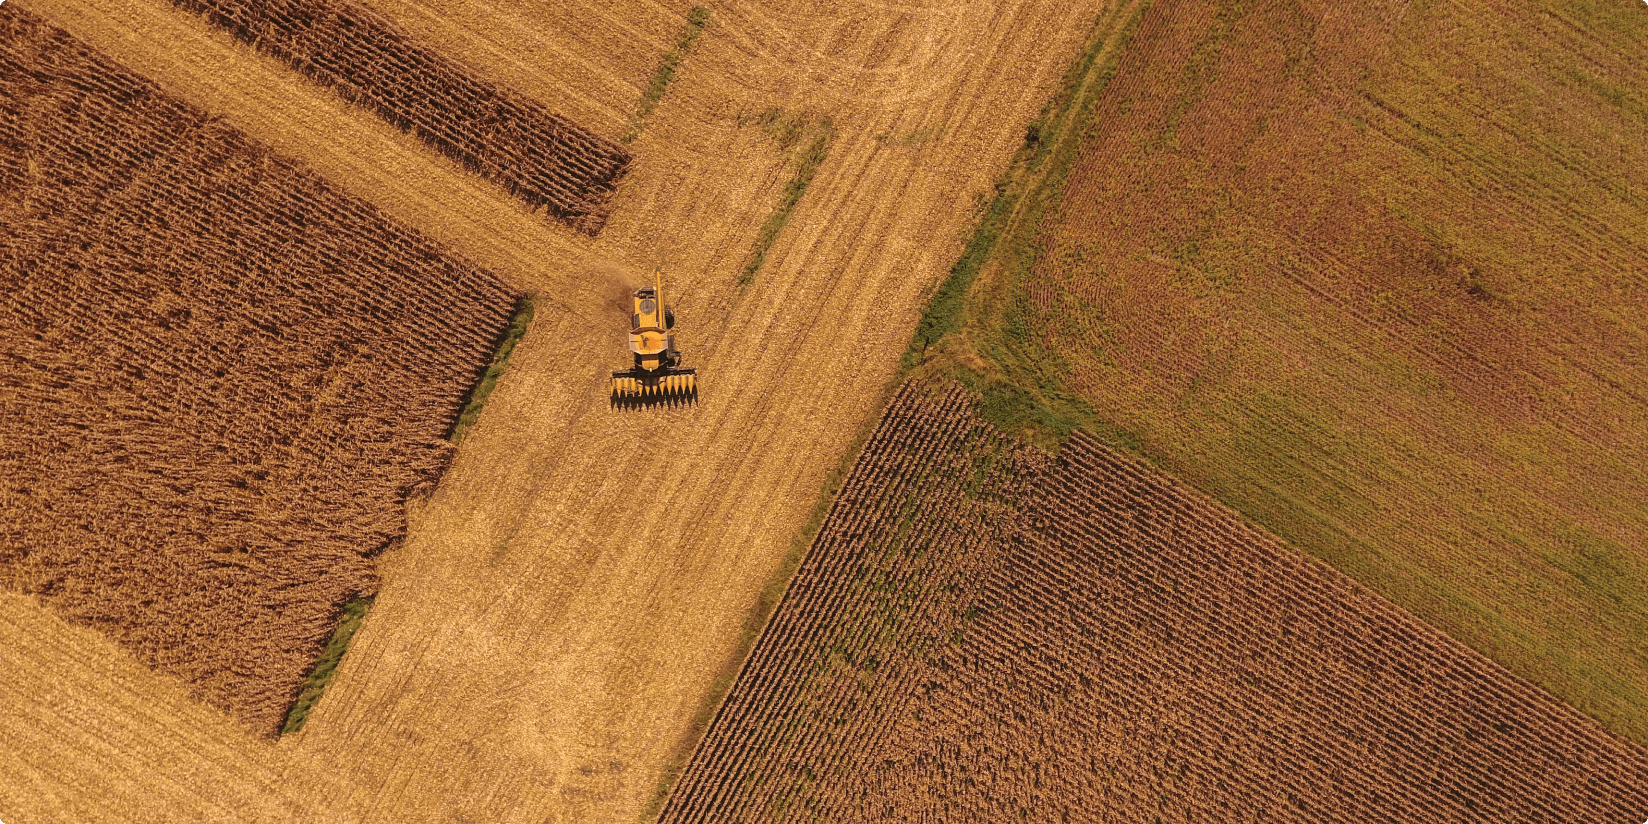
top-left (0, 12), bottom-right (518, 735)
top-left (169, 0), bottom-right (632, 231)
top-left (662, 380), bottom-right (1648, 822)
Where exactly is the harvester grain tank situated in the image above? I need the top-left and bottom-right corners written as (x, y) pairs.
top-left (609, 269), bottom-right (698, 408)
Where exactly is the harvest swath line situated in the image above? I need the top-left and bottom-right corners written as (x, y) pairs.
top-left (622, 6), bottom-right (710, 145)
top-left (740, 110), bottom-right (834, 286)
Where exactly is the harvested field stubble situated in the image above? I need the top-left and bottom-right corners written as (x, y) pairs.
top-left (0, 12), bottom-right (518, 735)
top-left (168, 0), bottom-right (631, 232)
top-left (0, 593), bottom-right (361, 824)
top-left (662, 380), bottom-right (1648, 822)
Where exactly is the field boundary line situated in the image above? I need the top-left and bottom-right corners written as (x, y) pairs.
top-left (450, 296), bottom-right (537, 443)
top-left (998, 0), bottom-right (1152, 260)
top-left (644, 8), bottom-right (1161, 812)
top-left (281, 596), bottom-right (375, 736)
top-left (637, 371), bottom-right (924, 823)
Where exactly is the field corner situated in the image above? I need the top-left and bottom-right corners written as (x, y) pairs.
top-left (901, 0), bottom-right (1153, 455)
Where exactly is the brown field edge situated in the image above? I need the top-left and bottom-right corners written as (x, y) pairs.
top-left (0, 11), bottom-right (519, 736)
top-left (658, 379), bottom-right (1648, 821)
top-left (168, 0), bottom-right (631, 233)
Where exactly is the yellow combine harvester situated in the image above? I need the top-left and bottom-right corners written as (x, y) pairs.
top-left (610, 269), bottom-right (698, 408)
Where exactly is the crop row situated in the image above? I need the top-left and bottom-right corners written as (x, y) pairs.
top-left (661, 381), bottom-right (1046, 822)
top-left (661, 379), bottom-right (1648, 821)
top-left (876, 431), bottom-right (1648, 822)
top-left (0, 14), bottom-right (519, 735)
top-left (170, 0), bottom-right (631, 232)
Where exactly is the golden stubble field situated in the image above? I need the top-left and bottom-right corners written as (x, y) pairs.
top-left (3, 0), bottom-right (1112, 820)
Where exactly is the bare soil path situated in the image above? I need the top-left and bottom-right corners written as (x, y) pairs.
top-left (4, 0), bottom-right (1111, 820)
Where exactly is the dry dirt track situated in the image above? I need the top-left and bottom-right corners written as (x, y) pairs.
top-left (3, 0), bottom-right (1114, 820)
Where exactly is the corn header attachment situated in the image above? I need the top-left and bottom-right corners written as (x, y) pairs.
top-left (610, 371), bottom-right (697, 407)
top-left (609, 268), bottom-right (699, 409)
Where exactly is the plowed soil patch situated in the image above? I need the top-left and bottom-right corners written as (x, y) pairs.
top-left (0, 11), bottom-right (517, 735)
top-left (663, 379), bottom-right (1648, 822)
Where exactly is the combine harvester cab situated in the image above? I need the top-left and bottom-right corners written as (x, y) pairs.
top-left (610, 269), bottom-right (698, 409)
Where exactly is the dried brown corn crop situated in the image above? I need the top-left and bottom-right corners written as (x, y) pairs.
top-left (660, 380), bottom-right (1648, 823)
top-left (168, 0), bottom-right (631, 233)
top-left (0, 13), bottom-right (519, 735)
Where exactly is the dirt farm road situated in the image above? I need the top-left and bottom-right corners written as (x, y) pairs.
top-left (3, 0), bottom-right (1115, 820)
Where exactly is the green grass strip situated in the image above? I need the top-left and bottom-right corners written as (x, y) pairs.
top-left (903, 0), bottom-right (1153, 451)
top-left (740, 119), bottom-right (834, 286)
top-left (281, 595), bottom-right (373, 736)
top-left (449, 294), bottom-right (535, 444)
top-left (907, 0), bottom-right (1149, 361)
top-left (622, 7), bottom-right (711, 145)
